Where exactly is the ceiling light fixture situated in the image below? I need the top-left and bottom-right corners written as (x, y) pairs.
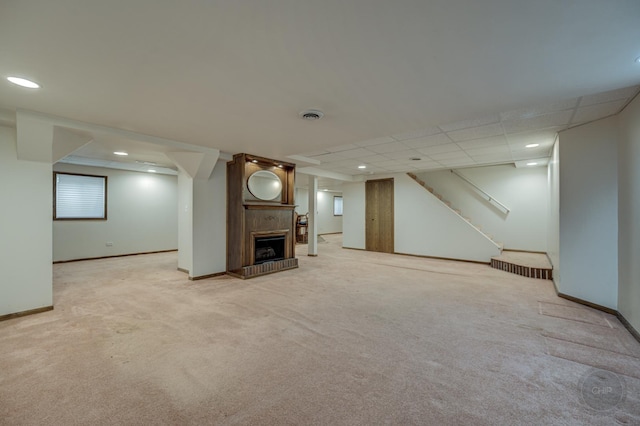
top-left (358, 165), bottom-right (366, 169)
top-left (526, 162), bottom-right (538, 166)
top-left (299, 109), bottom-right (324, 120)
top-left (7, 76), bottom-right (40, 89)
top-left (525, 144), bottom-right (540, 148)
top-left (113, 151), bottom-right (128, 156)
top-left (251, 159), bottom-right (258, 163)
top-left (148, 169), bottom-right (157, 173)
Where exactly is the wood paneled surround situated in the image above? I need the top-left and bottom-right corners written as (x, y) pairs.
top-left (365, 178), bottom-right (394, 254)
top-left (227, 153), bottom-right (298, 279)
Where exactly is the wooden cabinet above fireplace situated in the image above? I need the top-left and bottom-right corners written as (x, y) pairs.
top-left (227, 153), bottom-right (298, 279)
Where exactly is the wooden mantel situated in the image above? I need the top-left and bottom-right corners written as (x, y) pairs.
top-left (226, 153), bottom-right (298, 279)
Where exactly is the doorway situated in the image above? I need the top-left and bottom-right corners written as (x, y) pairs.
top-left (365, 178), bottom-right (394, 253)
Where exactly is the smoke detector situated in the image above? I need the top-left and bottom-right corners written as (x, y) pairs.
top-left (299, 109), bottom-right (324, 120)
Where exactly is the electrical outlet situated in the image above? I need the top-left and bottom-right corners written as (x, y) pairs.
top-left (106, 242), bottom-right (113, 247)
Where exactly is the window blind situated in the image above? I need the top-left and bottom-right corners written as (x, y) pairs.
top-left (333, 196), bottom-right (343, 216)
top-left (55, 173), bottom-right (106, 219)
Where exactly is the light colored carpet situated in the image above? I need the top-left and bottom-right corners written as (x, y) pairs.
top-left (1, 234), bottom-right (639, 425)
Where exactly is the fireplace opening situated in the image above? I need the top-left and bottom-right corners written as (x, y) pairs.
top-left (254, 235), bottom-right (285, 264)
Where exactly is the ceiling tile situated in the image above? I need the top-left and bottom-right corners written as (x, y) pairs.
top-left (579, 86), bottom-right (639, 107)
top-left (374, 160), bottom-right (406, 168)
top-left (464, 145), bottom-right (511, 156)
top-left (354, 136), bottom-right (396, 147)
top-left (401, 133), bottom-right (452, 149)
top-left (571, 99), bottom-right (628, 125)
top-left (337, 147), bottom-right (377, 158)
top-left (301, 150), bottom-right (330, 157)
top-left (456, 135), bottom-right (507, 150)
top-left (506, 129), bottom-right (558, 149)
top-left (502, 110), bottom-right (573, 134)
top-left (437, 158), bottom-right (476, 167)
top-left (309, 152), bottom-right (347, 162)
top-left (438, 114), bottom-right (500, 132)
top-left (358, 154), bottom-right (391, 163)
top-left (429, 151), bottom-right (472, 161)
top-left (391, 126), bottom-right (442, 141)
top-left (499, 98), bottom-right (578, 121)
top-left (368, 141), bottom-right (411, 154)
top-left (384, 149), bottom-right (424, 160)
top-left (325, 143), bottom-right (360, 153)
top-left (416, 143), bottom-right (462, 155)
top-left (469, 153), bottom-right (513, 163)
top-left (446, 123), bottom-right (505, 142)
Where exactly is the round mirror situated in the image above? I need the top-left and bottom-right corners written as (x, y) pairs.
top-left (247, 170), bottom-right (282, 201)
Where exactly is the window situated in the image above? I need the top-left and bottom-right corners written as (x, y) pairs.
top-left (54, 172), bottom-right (107, 220)
top-left (333, 196), bottom-right (343, 216)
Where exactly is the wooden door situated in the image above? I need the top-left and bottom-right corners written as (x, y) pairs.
top-left (365, 178), bottom-right (394, 253)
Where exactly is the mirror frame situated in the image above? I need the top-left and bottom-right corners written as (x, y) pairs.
top-left (247, 170), bottom-right (283, 201)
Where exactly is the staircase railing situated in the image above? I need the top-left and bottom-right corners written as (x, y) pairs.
top-left (450, 170), bottom-right (510, 215)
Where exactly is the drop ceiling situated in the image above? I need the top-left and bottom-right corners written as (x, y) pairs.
top-left (1, 1), bottom-right (639, 180)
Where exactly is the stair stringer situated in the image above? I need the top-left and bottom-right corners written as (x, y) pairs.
top-left (396, 173), bottom-right (501, 262)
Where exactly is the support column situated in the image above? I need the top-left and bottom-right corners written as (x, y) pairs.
top-left (308, 175), bottom-right (318, 256)
top-left (166, 151), bottom-right (225, 279)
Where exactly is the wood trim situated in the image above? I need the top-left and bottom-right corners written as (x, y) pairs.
top-left (617, 312), bottom-right (640, 344)
top-left (0, 306), bottom-right (53, 322)
top-left (319, 232), bottom-right (343, 236)
top-left (394, 251), bottom-right (490, 265)
top-left (189, 271), bottom-right (227, 281)
top-left (244, 204), bottom-right (296, 210)
top-left (556, 292), bottom-right (618, 316)
top-left (53, 249), bottom-right (178, 264)
top-left (502, 249), bottom-right (548, 255)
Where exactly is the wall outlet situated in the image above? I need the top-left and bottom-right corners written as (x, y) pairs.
top-left (106, 242), bottom-right (113, 247)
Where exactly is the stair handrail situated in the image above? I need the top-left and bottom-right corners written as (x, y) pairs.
top-left (450, 170), bottom-right (510, 215)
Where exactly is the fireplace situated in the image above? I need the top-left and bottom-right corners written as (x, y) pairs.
top-left (227, 153), bottom-right (298, 279)
top-left (254, 235), bottom-right (285, 264)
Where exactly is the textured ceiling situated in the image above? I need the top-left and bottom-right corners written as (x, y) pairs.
top-left (1, 0), bottom-right (639, 180)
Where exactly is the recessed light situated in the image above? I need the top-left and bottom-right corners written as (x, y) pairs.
top-left (358, 165), bottom-right (366, 169)
top-left (525, 144), bottom-right (539, 148)
top-left (323, 189), bottom-right (329, 191)
top-left (278, 164), bottom-right (283, 168)
top-left (526, 162), bottom-right (538, 166)
top-left (410, 157), bottom-right (422, 161)
top-left (148, 169), bottom-right (157, 173)
top-left (251, 160), bottom-right (258, 163)
top-left (7, 76), bottom-right (40, 89)
top-left (113, 151), bottom-right (128, 156)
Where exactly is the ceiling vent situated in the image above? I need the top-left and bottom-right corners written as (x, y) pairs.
top-left (299, 109), bottom-right (324, 120)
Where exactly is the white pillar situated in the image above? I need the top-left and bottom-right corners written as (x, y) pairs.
top-left (308, 175), bottom-right (318, 256)
top-left (167, 151), bottom-right (225, 279)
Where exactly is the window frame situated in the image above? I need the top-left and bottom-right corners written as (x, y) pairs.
top-left (333, 195), bottom-right (343, 216)
top-left (53, 172), bottom-right (108, 221)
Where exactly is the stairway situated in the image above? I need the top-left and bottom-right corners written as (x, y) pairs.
top-left (490, 251), bottom-right (553, 280)
top-left (407, 173), bottom-right (503, 251)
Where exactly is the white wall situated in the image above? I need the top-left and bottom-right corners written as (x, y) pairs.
top-left (295, 187), bottom-right (309, 215)
top-left (547, 139), bottom-right (560, 279)
top-left (177, 171), bottom-right (192, 271)
top-left (191, 160), bottom-right (226, 277)
top-left (618, 94), bottom-right (640, 332)
top-left (53, 163), bottom-right (178, 262)
top-left (415, 165), bottom-right (549, 252)
top-left (342, 182), bottom-right (366, 249)
top-left (315, 191), bottom-right (343, 234)
top-left (343, 173), bottom-right (500, 261)
top-left (296, 187), bottom-right (342, 234)
top-left (558, 117), bottom-right (619, 310)
top-left (0, 126), bottom-right (53, 316)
